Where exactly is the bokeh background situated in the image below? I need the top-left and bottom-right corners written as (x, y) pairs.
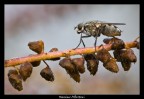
top-left (4, 4), bottom-right (139, 94)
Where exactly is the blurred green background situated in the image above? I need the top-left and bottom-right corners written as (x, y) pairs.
top-left (4, 4), bottom-right (139, 94)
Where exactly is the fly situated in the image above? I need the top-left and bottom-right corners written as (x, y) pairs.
top-left (74, 20), bottom-right (126, 52)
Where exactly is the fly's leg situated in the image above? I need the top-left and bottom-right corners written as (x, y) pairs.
top-left (74, 33), bottom-right (91, 50)
top-left (94, 35), bottom-right (98, 53)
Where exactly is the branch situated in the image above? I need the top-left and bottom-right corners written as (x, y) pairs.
top-left (5, 41), bottom-right (138, 67)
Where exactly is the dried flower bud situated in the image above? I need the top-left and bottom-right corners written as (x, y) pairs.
top-left (103, 38), bottom-right (112, 44)
top-left (103, 38), bottom-right (125, 50)
top-left (71, 58), bottom-right (85, 74)
top-left (111, 38), bottom-right (125, 50)
top-left (113, 50), bottom-right (121, 62)
top-left (48, 48), bottom-right (60, 61)
top-left (40, 66), bottom-right (54, 81)
top-left (97, 47), bottom-right (112, 63)
top-left (19, 62), bottom-right (33, 81)
top-left (59, 57), bottom-right (75, 72)
top-left (83, 54), bottom-right (96, 61)
top-left (103, 58), bottom-right (119, 73)
top-left (66, 69), bottom-right (80, 83)
top-left (8, 69), bottom-right (18, 77)
top-left (31, 61), bottom-right (41, 67)
top-left (29, 54), bottom-right (41, 67)
top-left (28, 40), bottom-right (44, 54)
top-left (86, 59), bottom-right (99, 75)
top-left (8, 69), bottom-right (23, 91)
top-left (121, 61), bottom-right (131, 71)
top-left (136, 41), bottom-right (140, 49)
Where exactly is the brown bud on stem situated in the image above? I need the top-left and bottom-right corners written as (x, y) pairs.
top-left (40, 66), bottom-right (54, 81)
top-left (8, 69), bottom-right (23, 91)
top-left (19, 62), bottom-right (33, 81)
top-left (48, 48), bottom-right (60, 61)
top-left (28, 40), bottom-right (44, 54)
top-left (103, 58), bottom-right (119, 73)
top-left (71, 58), bottom-right (85, 74)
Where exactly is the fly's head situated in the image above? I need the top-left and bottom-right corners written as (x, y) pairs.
top-left (74, 23), bottom-right (85, 34)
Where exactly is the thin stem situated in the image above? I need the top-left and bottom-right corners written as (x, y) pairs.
top-left (5, 41), bottom-right (138, 67)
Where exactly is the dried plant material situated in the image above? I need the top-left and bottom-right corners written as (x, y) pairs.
top-left (97, 47), bottom-right (112, 63)
top-left (71, 58), bottom-right (85, 74)
top-left (28, 40), bottom-right (44, 54)
top-left (103, 38), bottom-right (112, 44)
top-left (48, 48), bottom-right (60, 61)
top-left (121, 61), bottom-right (131, 71)
top-left (59, 57), bottom-right (75, 72)
top-left (8, 69), bottom-right (23, 91)
top-left (103, 37), bottom-right (125, 50)
top-left (29, 54), bottom-right (41, 67)
top-left (19, 62), bottom-right (33, 81)
top-left (86, 59), bottom-right (99, 75)
top-left (8, 69), bottom-right (18, 77)
top-left (59, 57), bottom-right (80, 82)
top-left (83, 54), bottom-right (96, 61)
top-left (114, 49), bottom-right (137, 62)
top-left (66, 69), bottom-right (80, 83)
top-left (31, 61), bottom-right (41, 67)
top-left (113, 50), bottom-right (122, 62)
top-left (103, 58), bottom-right (119, 73)
top-left (40, 66), bottom-right (54, 81)
top-left (136, 41), bottom-right (140, 49)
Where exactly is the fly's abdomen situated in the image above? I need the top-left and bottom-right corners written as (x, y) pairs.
top-left (101, 24), bottom-right (121, 37)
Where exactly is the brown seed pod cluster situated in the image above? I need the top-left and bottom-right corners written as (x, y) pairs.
top-left (103, 37), bottom-right (125, 50)
top-left (40, 66), bottom-right (54, 81)
top-left (8, 69), bottom-right (23, 91)
top-left (6, 38), bottom-right (139, 91)
top-left (8, 62), bottom-right (33, 91)
top-left (59, 57), bottom-right (85, 82)
top-left (113, 48), bottom-right (137, 71)
top-left (83, 54), bottom-right (99, 75)
top-left (19, 62), bottom-right (33, 81)
top-left (97, 47), bottom-right (119, 73)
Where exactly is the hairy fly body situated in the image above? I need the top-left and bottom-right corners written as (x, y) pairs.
top-left (74, 20), bottom-right (125, 52)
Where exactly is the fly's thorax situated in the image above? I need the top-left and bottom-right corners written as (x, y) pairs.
top-left (101, 24), bottom-right (121, 37)
top-left (84, 22), bottom-right (102, 37)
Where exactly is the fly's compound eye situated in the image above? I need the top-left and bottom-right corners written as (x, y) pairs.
top-left (77, 23), bottom-right (84, 34)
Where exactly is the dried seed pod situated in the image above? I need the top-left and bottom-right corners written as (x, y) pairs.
top-left (48, 48), bottom-right (60, 61)
top-left (8, 69), bottom-right (18, 77)
top-left (28, 40), bottom-right (44, 54)
top-left (29, 54), bottom-right (41, 67)
top-left (103, 38), bottom-right (112, 44)
top-left (19, 62), bottom-right (33, 81)
top-left (111, 38), bottom-right (125, 50)
top-left (103, 58), bottom-right (119, 73)
top-left (103, 37), bottom-right (125, 50)
top-left (113, 50), bottom-right (121, 62)
top-left (83, 54), bottom-right (96, 61)
top-left (71, 58), bottom-right (85, 74)
top-left (8, 69), bottom-right (23, 91)
top-left (118, 49), bottom-right (136, 62)
top-left (136, 41), bottom-right (140, 49)
top-left (66, 69), bottom-right (80, 83)
top-left (40, 66), bottom-right (54, 81)
top-left (121, 61), bottom-right (131, 71)
top-left (97, 47), bottom-right (112, 63)
top-left (86, 59), bottom-right (99, 75)
top-left (31, 61), bottom-right (41, 67)
top-left (59, 57), bottom-right (75, 72)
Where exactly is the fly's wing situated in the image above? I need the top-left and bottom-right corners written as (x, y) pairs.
top-left (102, 23), bottom-right (126, 25)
